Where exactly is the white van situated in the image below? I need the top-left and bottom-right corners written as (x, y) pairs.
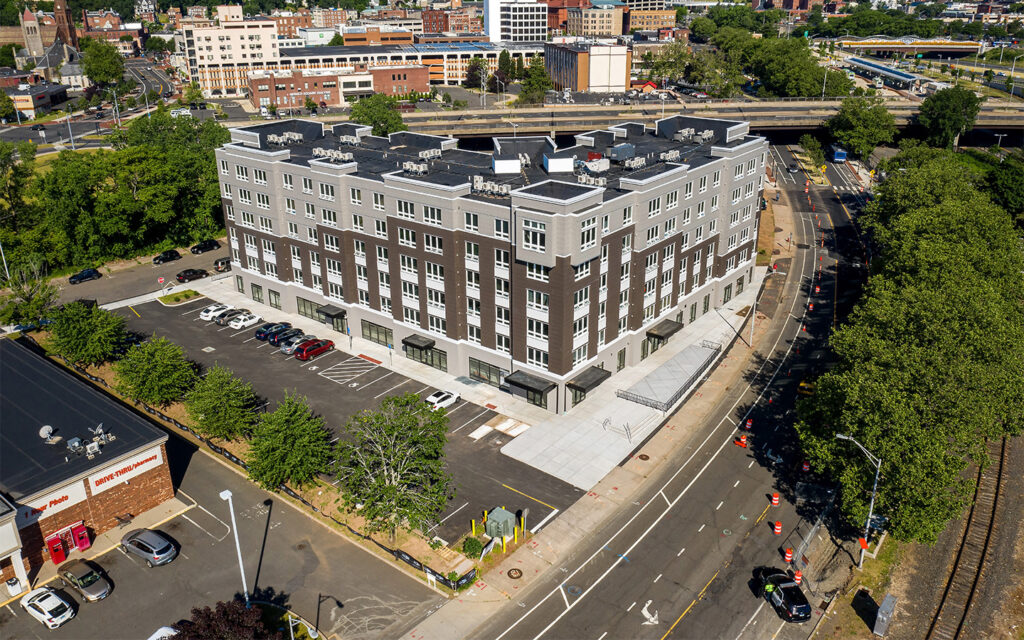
top-left (170, 108), bottom-right (192, 118)
top-left (259, 106), bottom-right (270, 117)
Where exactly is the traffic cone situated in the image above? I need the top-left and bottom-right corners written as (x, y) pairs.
top-left (815, 285), bottom-right (820, 295)
top-left (773, 521), bottom-right (782, 535)
top-left (784, 548), bottom-right (793, 563)
top-left (794, 570), bottom-right (803, 585)
top-left (802, 460), bottom-right (810, 472)
top-left (771, 492), bottom-right (780, 507)
top-left (745, 418), bottom-right (753, 430)
top-left (808, 303), bottom-right (814, 312)
top-left (735, 434), bottom-right (748, 448)
top-left (804, 186), bottom-right (809, 194)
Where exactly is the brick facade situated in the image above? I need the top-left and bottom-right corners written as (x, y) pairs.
top-left (0, 443), bottom-right (174, 584)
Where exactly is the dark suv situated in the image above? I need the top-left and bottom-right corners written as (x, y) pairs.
top-left (153, 250), bottom-right (181, 265)
top-left (190, 239), bottom-right (221, 254)
top-left (268, 327), bottom-right (304, 347)
top-left (761, 570), bottom-right (812, 622)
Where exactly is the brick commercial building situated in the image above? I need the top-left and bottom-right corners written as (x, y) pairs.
top-left (0, 340), bottom-right (175, 592)
top-left (270, 9), bottom-right (314, 38)
top-left (247, 65), bottom-right (430, 109)
top-left (626, 9), bottom-right (676, 31)
top-left (215, 115), bottom-right (765, 411)
top-left (565, 5), bottom-right (624, 36)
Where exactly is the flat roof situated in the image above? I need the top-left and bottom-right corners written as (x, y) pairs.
top-left (0, 340), bottom-right (168, 502)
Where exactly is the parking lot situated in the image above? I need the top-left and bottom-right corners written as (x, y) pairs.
top-left (117, 298), bottom-right (581, 544)
top-left (0, 434), bottom-right (442, 640)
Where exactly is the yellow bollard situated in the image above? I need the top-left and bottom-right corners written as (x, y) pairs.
top-left (472, 519), bottom-right (476, 536)
top-left (483, 510), bottom-right (487, 523)
top-left (521, 515), bottom-right (526, 533)
top-left (502, 536), bottom-right (506, 553)
top-left (514, 526), bottom-right (518, 544)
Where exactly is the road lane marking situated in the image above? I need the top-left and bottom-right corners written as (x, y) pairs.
top-left (428, 501), bottom-right (469, 532)
top-left (660, 600), bottom-right (696, 640)
top-left (560, 586), bottom-right (570, 608)
top-left (660, 491), bottom-right (670, 506)
top-left (627, 602), bottom-right (636, 612)
top-left (733, 481), bottom-right (740, 488)
top-left (530, 509), bottom-right (560, 534)
top-left (754, 504), bottom-right (771, 525)
top-left (748, 460), bottom-right (755, 468)
top-left (677, 547), bottom-right (685, 556)
top-left (452, 408), bottom-right (491, 433)
top-left (770, 620), bottom-right (786, 639)
top-left (653, 574), bottom-right (662, 583)
top-left (697, 524), bottom-right (705, 532)
top-left (128, 305), bottom-right (140, 317)
top-left (697, 570), bottom-right (719, 600)
top-left (735, 602), bottom-right (766, 640)
top-left (496, 204), bottom-right (816, 640)
top-left (597, 633), bottom-right (607, 640)
top-left (501, 484), bottom-right (557, 510)
top-left (716, 501), bottom-right (724, 511)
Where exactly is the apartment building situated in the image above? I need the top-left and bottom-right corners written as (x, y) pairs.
top-left (623, 0), bottom-right (665, 11)
top-left (422, 8), bottom-right (484, 32)
top-left (545, 41), bottom-right (631, 92)
top-left (626, 9), bottom-right (676, 31)
top-left (247, 65), bottom-right (430, 108)
top-left (180, 5), bottom-right (280, 92)
top-left (269, 10), bottom-right (314, 37)
top-left (311, 7), bottom-right (348, 28)
top-left (215, 115), bottom-right (765, 411)
top-left (565, 6), bottom-right (624, 36)
top-left (340, 25), bottom-right (415, 44)
top-left (484, 0), bottom-right (549, 42)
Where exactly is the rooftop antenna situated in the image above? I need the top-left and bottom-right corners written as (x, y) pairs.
top-left (39, 425), bottom-right (55, 444)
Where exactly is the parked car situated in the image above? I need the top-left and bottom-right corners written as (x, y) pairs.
top-left (199, 303), bottom-right (231, 321)
top-left (93, 112), bottom-right (105, 120)
top-left (214, 309), bottom-right (244, 326)
top-left (269, 327), bottom-right (304, 347)
top-left (30, 124), bottom-right (46, 131)
top-left (120, 529), bottom-right (178, 568)
top-left (153, 250), bottom-right (182, 265)
top-left (68, 268), bottom-right (101, 285)
top-left (761, 570), bottom-right (812, 622)
top-left (190, 239), bottom-right (220, 254)
top-left (20, 587), bottom-right (75, 629)
top-left (57, 559), bottom-right (112, 602)
top-left (787, 164), bottom-right (800, 174)
top-left (175, 268), bottom-right (208, 283)
top-left (280, 333), bottom-right (316, 354)
top-left (213, 256), bottom-right (232, 272)
top-left (797, 380), bottom-right (817, 396)
top-left (294, 338), bottom-right (334, 361)
top-left (254, 322), bottom-right (290, 341)
top-left (228, 311), bottom-right (261, 329)
top-left (425, 390), bottom-right (460, 411)
top-left (210, 307), bottom-right (238, 323)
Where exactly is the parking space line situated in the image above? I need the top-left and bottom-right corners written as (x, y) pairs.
top-left (301, 349), bottom-right (342, 367)
top-left (356, 370), bottom-right (393, 389)
top-left (230, 328), bottom-right (251, 337)
top-left (501, 483), bottom-right (557, 511)
top-left (444, 401), bottom-right (471, 416)
top-left (374, 379), bottom-right (413, 399)
top-left (181, 513), bottom-right (223, 542)
top-left (427, 501), bottom-right (469, 533)
top-left (181, 306), bottom-right (205, 315)
top-left (452, 407), bottom-right (490, 433)
top-left (413, 385), bottom-right (429, 396)
top-left (243, 337), bottom-right (258, 343)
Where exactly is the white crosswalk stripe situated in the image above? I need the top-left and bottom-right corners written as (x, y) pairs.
top-left (317, 356), bottom-right (378, 385)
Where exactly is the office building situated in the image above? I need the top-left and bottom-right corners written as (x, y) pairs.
top-left (247, 65), bottom-right (430, 109)
top-left (484, 0), bottom-right (549, 42)
top-left (565, 5), bottom-right (624, 36)
top-left (269, 9), bottom-right (314, 37)
top-left (545, 41), bottom-right (631, 92)
top-left (215, 115), bottom-right (765, 411)
top-left (180, 5), bottom-right (280, 94)
top-left (626, 9), bottom-right (677, 31)
top-left (311, 7), bottom-right (348, 28)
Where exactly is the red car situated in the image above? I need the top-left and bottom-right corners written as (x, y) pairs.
top-left (294, 339), bottom-right (334, 361)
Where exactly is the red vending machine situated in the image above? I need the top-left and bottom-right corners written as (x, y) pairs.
top-left (46, 536), bottom-right (66, 565)
top-left (71, 524), bottom-right (91, 551)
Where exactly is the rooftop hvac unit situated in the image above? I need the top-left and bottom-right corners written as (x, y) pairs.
top-left (696, 129), bottom-right (714, 143)
top-left (578, 174), bottom-right (589, 184)
top-left (624, 157), bottom-right (647, 170)
top-left (430, 148), bottom-right (442, 159)
top-left (473, 175), bottom-right (484, 190)
top-left (584, 158), bottom-right (611, 174)
top-left (85, 441), bottom-right (101, 456)
top-left (338, 152), bottom-right (353, 161)
top-left (595, 177), bottom-right (607, 187)
top-left (312, 147), bottom-right (326, 157)
top-left (419, 149), bottom-right (432, 159)
top-left (608, 143), bottom-right (635, 162)
top-left (415, 162), bottom-right (428, 174)
top-left (518, 153), bottom-right (532, 167)
top-left (659, 150), bottom-right (681, 162)
top-left (341, 135), bottom-right (359, 145)
top-left (284, 131), bottom-right (304, 142)
top-left (403, 161), bottom-right (414, 171)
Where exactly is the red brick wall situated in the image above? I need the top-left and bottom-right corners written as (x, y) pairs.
top-left (0, 443), bottom-right (174, 584)
top-left (370, 66), bottom-right (430, 95)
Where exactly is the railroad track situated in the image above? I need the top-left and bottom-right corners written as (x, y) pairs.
top-left (925, 437), bottom-right (1008, 640)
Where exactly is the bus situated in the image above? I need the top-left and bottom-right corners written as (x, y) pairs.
top-left (830, 145), bottom-right (847, 162)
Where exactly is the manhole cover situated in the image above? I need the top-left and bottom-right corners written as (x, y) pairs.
top-left (637, 454), bottom-right (650, 461)
top-left (774, 227), bottom-right (783, 232)
top-left (772, 249), bottom-right (782, 255)
top-left (507, 568), bottom-right (523, 579)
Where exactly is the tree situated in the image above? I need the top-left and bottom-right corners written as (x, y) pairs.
top-left (464, 57), bottom-right (487, 89)
top-left (799, 133), bottom-right (826, 168)
top-left (675, 6), bottom-right (688, 22)
top-left (50, 302), bottom-right (126, 366)
top-left (304, 96), bottom-right (317, 112)
top-left (498, 49), bottom-right (513, 79)
top-left (144, 36), bottom-right (172, 54)
top-left (349, 94), bottom-right (407, 136)
top-left (185, 81), bottom-right (203, 104)
top-left (917, 86), bottom-right (983, 148)
top-left (267, 103), bottom-right (277, 116)
top-left (185, 365), bottom-right (258, 440)
top-left (514, 56), bottom-right (525, 80)
top-left (983, 69), bottom-right (994, 84)
top-left (114, 336), bottom-right (197, 406)
top-left (172, 599), bottom-right (281, 640)
top-left (327, 33), bottom-right (344, 46)
top-left (690, 16), bottom-right (718, 42)
top-left (0, 43), bottom-right (17, 68)
top-left (987, 155), bottom-right (1024, 225)
top-left (335, 393), bottom-right (452, 542)
top-left (516, 56), bottom-right (553, 105)
top-left (81, 39), bottom-right (125, 86)
top-left (0, 261), bottom-right (58, 326)
top-left (248, 392), bottom-right (333, 490)
top-left (0, 91), bottom-right (15, 122)
top-left (825, 96), bottom-right (896, 161)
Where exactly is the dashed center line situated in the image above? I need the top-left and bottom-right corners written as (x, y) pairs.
top-left (716, 501), bottom-right (724, 511)
top-left (677, 547), bottom-right (685, 557)
top-left (697, 524), bottom-right (705, 532)
top-left (626, 602), bottom-right (636, 612)
top-left (653, 573), bottom-right (662, 583)
top-left (733, 480), bottom-right (741, 488)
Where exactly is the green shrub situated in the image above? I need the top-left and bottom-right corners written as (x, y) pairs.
top-left (462, 536), bottom-right (483, 558)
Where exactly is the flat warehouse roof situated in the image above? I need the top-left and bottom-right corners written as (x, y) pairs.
top-left (0, 340), bottom-right (167, 501)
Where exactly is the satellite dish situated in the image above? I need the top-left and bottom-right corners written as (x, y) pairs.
top-left (39, 425), bottom-right (54, 442)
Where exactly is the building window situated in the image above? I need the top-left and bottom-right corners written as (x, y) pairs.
top-left (235, 165), bottom-right (248, 181)
top-left (322, 209), bottom-right (337, 227)
top-left (466, 270), bottom-right (480, 289)
top-left (302, 177), bottom-right (313, 193)
top-left (580, 216), bottom-right (597, 250)
top-left (425, 234), bottom-right (443, 254)
top-left (527, 289), bottom-right (549, 311)
top-left (373, 192), bottom-right (385, 211)
top-left (574, 286), bottom-right (590, 310)
top-left (648, 197), bottom-right (661, 218)
top-left (350, 187), bottom-right (361, 205)
top-left (494, 218), bottom-right (510, 239)
top-left (465, 211), bottom-right (479, 231)
top-left (361, 319), bottom-right (393, 347)
top-left (523, 219), bottom-right (546, 252)
top-left (572, 344), bottom-right (588, 366)
top-left (469, 357), bottom-right (506, 388)
top-left (250, 283), bottom-right (263, 303)
top-left (397, 199), bottom-right (415, 219)
top-left (424, 206), bottom-right (442, 226)
top-left (324, 234), bottom-right (339, 252)
top-left (398, 228), bottom-right (416, 248)
top-left (574, 261), bottom-right (591, 281)
top-left (623, 205), bottom-right (633, 225)
top-left (666, 190), bottom-right (678, 210)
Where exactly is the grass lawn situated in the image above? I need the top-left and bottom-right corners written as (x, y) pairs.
top-left (33, 148), bottom-right (102, 175)
top-left (157, 289), bottom-right (202, 305)
top-left (816, 538), bottom-right (902, 640)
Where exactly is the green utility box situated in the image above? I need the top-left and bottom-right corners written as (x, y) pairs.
top-left (484, 507), bottom-right (516, 539)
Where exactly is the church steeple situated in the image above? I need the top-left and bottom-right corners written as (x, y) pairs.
top-left (54, 0), bottom-right (78, 50)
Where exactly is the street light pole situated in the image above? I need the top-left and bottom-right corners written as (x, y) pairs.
top-left (65, 111), bottom-right (75, 150)
top-left (834, 433), bottom-right (882, 569)
top-left (219, 489), bottom-right (250, 607)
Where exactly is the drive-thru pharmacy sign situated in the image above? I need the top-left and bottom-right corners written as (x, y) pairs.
top-left (88, 446), bottom-right (163, 494)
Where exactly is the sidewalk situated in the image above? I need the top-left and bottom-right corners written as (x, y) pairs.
top-left (407, 186), bottom-right (804, 639)
top-left (0, 494), bottom-right (193, 608)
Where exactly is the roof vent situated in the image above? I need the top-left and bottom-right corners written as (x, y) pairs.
top-left (39, 425), bottom-right (56, 444)
top-left (67, 437), bottom-right (84, 455)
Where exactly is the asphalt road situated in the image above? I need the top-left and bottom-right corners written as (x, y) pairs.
top-left (468, 149), bottom-right (868, 640)
top-left (0, 420), bottom-right (443, 640)
top-left (125, 60), bottom-right (175, 97)
top-left (115, 298), bottom-right (582, 545)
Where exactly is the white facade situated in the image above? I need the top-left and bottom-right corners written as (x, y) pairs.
top-left (296, 26), bottom-right (342, 45)
top-left (587, 44), bottom-right (629, 92)
top-left (181, 9), bottom-right (280, 94)
top-left (484, 0), bottom-right (548, 43)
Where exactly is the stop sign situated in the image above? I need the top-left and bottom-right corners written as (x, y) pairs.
top-left (158, 277), bottom-right (165, 284)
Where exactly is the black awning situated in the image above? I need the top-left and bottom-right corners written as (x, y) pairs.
top-left (317, 304), bottom-right (346, 319)
top-left (566, 366), bottom-right (611, 393)
top-left (647, 318), bottom-right (683, 341)
top-left (504, 370), bottom-right (557, 394)
top-left (401, 334), bottom-right (436, 350)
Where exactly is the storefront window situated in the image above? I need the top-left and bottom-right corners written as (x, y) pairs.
top-left (469, 357), bottom-right (506, 388)
top-left (296, 296), bottom-right (319, 320)
top-left (525, 388), bottom-right (548, 409)
top-left (251, 283), bottom-right (263, 304)
top-left (361, 319), bottom-right (393, 347)
top-left (235, 275), bottom-right (244, 293)
top-left (268, 289), bottom-right (281, 310)
top-left (407, 345), bottom-right (447, 372)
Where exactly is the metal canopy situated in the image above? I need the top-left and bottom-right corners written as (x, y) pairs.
top-left (316, 304), bottom-right (346, 319)
top-left (566, 366), bottom-right (611, 393)
top-left (504, 370), bottom-right (556, 394)
top-left (646, 318), bottom-right (683, 341)
top-left (401, 334), bottom-right (436, 350)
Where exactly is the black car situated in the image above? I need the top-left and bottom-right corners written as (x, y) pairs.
top-left (30, 124), bottom-right (46, 131)
top-left (175, 268), bottom-right (208, 283)
top-left (94, 112), bottom-right (105, 120)
top-left (198, 102), bottom-right (207, 110)
top-left (153, 250), bottom-right (182, 265)
top-left (214, 309), bottom-right (244, 326)
top-left (268, 327), bottom-right (304, 347)
top-left (761, 571), bottom-right (812, 622)
top-left (254, 322), bottom-right (290, 341)
top-left (787, 164), bottom-right (800, 174)
top-left (68, 268), bottom-right (101, 285)
top-left (190, 239), bottom-right (221, 254)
